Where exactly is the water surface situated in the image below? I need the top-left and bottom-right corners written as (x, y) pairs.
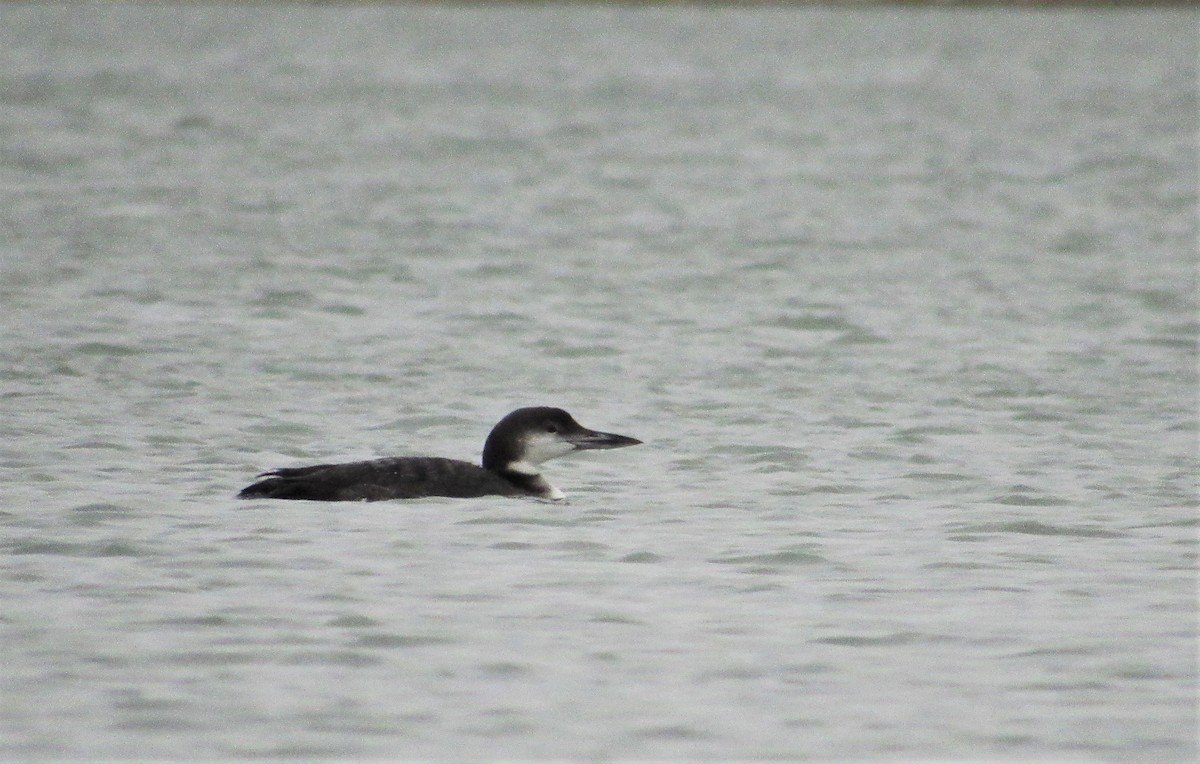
top-left (1, 5), bottom-right (1196, 761)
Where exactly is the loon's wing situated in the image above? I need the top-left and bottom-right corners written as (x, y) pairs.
top-left (237, 457), bottom-right (522, 501)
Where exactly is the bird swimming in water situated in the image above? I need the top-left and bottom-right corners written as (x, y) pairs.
top-left (237, 407), bottom-right (642, 501)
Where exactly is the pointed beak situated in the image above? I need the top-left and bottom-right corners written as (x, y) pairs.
top-left (566, 428), bottom-right (643, 451)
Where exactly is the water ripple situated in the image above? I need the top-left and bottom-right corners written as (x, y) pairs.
top-left (951, 520), bottom-right (1124, 538)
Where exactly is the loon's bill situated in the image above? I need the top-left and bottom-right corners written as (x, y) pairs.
top-left (237, 407), bottom-right (641, 502)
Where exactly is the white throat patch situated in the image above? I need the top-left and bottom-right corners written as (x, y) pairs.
top-left (520, 434), bottom-right (577, 465)
top-left (504, 460), bottom-right (542, 476)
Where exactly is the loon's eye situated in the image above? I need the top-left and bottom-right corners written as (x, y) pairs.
top-left (545, 424), bottom-right (559, 434)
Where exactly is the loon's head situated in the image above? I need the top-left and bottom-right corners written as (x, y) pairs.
top-left (481, 407), bottom-right (642, 496)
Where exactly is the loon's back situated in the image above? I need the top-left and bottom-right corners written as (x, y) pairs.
top-left (237, 457), bottom-right (527, 501)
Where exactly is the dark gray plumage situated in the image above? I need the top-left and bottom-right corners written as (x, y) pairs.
top-left (237, 407), bottom-right (641, 502)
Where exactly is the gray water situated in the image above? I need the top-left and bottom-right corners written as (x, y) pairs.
top-left (1, 4), bottom-right (1196, 762)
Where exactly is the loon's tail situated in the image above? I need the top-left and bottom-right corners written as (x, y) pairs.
top-left (237, 479), bottom-right (281, 499)
top-left (237, 465), bottom-right (339, 501)
top-left (238, 476), bottom-right (312, 500)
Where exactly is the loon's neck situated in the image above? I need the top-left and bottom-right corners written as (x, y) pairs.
top-left (493, 462), bottom-right (565, 500)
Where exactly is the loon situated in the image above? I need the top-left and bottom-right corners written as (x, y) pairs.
top-left (237, 407), bottom-right (641, 502)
